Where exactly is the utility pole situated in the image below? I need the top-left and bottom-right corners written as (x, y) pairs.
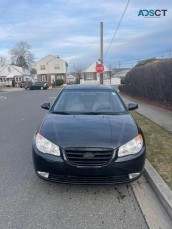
top-left (100, 22), bottom-right (103, 84)
top-left (109, 65), bottom-right (111, 85)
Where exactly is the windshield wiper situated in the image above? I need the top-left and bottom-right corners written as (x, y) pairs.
top-left (51, 111), bottom-right (71, 115)
top-left (78, 112), bottom-right (103, 115)
top-left (51, 111), bottom-right (125, 115)
top-left (82, 112), bottom-right (125, 115)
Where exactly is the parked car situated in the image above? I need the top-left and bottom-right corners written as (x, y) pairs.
top-left (25, 82), bottom-right (48, 90)
top-left (18, 81), bottom-right (32, 88)
top-left (32, 84), bottom-right (146, 184)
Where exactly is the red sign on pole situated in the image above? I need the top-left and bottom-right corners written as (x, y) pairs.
top-left (96, 64), bottom-right (104, 73)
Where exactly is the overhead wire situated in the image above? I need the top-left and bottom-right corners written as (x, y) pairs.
top-left (104, 0), bottom-right (130, 59)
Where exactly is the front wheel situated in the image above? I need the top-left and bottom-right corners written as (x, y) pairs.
top-left (40, 87), bottom-right (44, 90)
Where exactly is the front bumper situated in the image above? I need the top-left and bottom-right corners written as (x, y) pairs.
top-left (32, 143), bottom-right (146, 185)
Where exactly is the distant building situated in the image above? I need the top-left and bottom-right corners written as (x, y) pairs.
top-left (66, 74), bottom-right (76, 84)
top-left (36, 55), bottom-right (68, 85)
top-left (0, 64), bottom-right (31, 86)
top-left (81, 61), bottom-right (129, 85)
top-left (112, 68), bottom-right (131, 84)
top-left (81, 60), bottom-right (110, 84)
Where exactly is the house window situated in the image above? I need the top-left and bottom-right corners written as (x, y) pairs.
top-left (40, 65), bottom-right (46, 70)
top-left (57, 75), bottom-right (63, 79)
top-left (16, 77), bottom-right (21, 82)
top-left (41, 75), bottom-right (47, 82)
top-left (85, 73), bottom-right (94, 80)
top-left (54, 64), bottom-right (60, 69)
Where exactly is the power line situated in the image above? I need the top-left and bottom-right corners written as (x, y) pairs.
top-left (104, 0), bottom-right (130, 59)
top-left (112, 50), bottom-right (172, 64)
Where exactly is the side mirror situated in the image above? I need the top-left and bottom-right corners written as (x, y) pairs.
top-left (127, 103), bottom-right (138, 111)
top-left (41, 102), bottom-right (50, 110)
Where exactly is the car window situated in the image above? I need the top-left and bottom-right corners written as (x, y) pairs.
top-left (51, 90), bottom-right (126, 114)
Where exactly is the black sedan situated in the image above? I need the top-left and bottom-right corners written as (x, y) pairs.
top-left (32, 85), bottom-right (146, 184)
top-left (25, 82), bottom-right (48, 90)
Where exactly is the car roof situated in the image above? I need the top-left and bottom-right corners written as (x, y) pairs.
top-left (64, 84), bottom-right (115, 90)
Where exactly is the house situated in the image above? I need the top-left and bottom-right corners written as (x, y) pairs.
top-left (0, 64), bottom-right (31, 86)
top-left (66, 74), bottom-right (76, 84)
top-left (112, 68), bottom-right (131, 84)
top-left (36, 55), bottom-right (68, 86)
top-left (81, 60), bottom-right (110, 84)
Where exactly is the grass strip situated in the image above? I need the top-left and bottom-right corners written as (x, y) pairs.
top-left (131, 111), bottom-right (172, 190)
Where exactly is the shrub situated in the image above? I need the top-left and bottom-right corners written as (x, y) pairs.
top-left (55, 79), bottom-right (64, 86)
top-left (119, 59), bottom-right (172, 104)
top-left (12, 79), bottom-right (16, 87)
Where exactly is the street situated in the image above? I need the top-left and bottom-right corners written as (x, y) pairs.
top-left (0, 88), bottom-right (172, 229)
top-left (0, 89), bottom-right (171, 229)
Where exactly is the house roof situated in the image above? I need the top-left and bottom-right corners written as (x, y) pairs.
top-left (83, 60), bottom-right (109, 73)
top-left (36, 54), bottom-right (68, 66)
top-left (0, 64), bottom-right (23, 77)
top-left (36, 55), bottom-right (55, 63)
top-left (6, 72), bottom-right (15, 78)
top-left (11, 65), bottom-right (23, 75)
top-left (113, 68), bottom-right (130, 73)
top-left (0, 65), bottom-right (7, 75)
top-left (113, 69), bottom-right (130, 78)
top-left (67, 74), bottom-right (75, 79)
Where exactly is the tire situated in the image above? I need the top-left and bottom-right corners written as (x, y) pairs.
top-left (41, 87), bottom-right (44, 90)
top-left (27, 87), bottom-right (30, 90)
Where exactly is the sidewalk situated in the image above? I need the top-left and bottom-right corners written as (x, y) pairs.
top-left (121, 93), bottom-right (172, 220)
top-left (0, 87), bottom-right (24, 93)
top-left (121, 94), bottom-right (172, 133)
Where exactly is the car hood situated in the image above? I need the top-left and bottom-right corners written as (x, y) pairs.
top-left (40, 114), bottom-right (139, 149)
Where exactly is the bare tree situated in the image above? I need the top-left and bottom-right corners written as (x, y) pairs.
top-left (9, 41), bottom-right (34, 69)
top-left (30, 67), bottom-right (37, 74)
top-left (71, 62), bottom-right (86, 84)
top-left (0, 55), bottom-right (8, 67)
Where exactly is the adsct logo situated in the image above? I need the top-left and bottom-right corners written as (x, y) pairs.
top-left (138, 9), bottom-right (168, 17)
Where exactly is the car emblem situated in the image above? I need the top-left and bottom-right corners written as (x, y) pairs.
top-left (83, 152), bottom-right (94, 159)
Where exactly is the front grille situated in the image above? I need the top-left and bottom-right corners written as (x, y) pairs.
top-left (65, 148), bottom-right (114, 166)
top-left (48, 174), bottom-right (129, 185)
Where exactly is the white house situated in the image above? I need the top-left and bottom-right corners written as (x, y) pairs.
top-left (0, 65), bottom-right (31, 86)
top-left (112, 68), bottom-right (131, 84)
top-left (36, 55), bottom-right (68, 85)
top-left (66, 74), bottom-right (76, 84)
top-left (81, 60), bottom-right (110, 84)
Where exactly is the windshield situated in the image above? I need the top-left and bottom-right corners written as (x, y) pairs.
top-left (51, 90), bottom-right (127, 115)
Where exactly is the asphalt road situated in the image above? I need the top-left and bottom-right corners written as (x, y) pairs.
top-left (0, 89), bottom-right (148, 229)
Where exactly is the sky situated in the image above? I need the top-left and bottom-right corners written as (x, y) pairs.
top-left (0, 0), bottom-right (172, 70)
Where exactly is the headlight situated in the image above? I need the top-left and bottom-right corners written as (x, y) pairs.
top-left (35, 132), bottom-right (60, 156)
top-left (118, 134), bottom-right (143, 157)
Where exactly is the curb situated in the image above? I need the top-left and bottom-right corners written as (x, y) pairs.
top-left (144, 159), bottom-right (172, 219)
